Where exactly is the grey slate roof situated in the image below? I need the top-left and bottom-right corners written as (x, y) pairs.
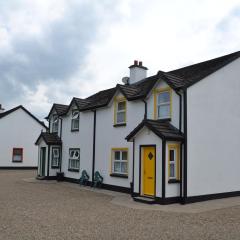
top-left (48, 51), bottom-right (240, 113)
top-left (46, 103), bottom-right (69, 119)
top-left (0, 105), bottom-right (47, 128)
top-left (168, 51), bottom-right (240, 89)
top-left (126, 119), bottom-right (184, 141)
top-left (35, 132), bottom-right (62, 145)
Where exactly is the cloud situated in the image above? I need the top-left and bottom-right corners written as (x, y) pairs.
top-left (0, 0), bottom-right (240, 119)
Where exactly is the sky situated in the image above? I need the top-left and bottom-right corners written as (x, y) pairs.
top-left (0, 0), bottom-right (240, 119)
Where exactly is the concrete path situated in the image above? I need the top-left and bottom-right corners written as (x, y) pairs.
top-left (24, 177), bottom-right (240, 213)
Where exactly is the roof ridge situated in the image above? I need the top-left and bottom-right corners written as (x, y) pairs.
top-left (169, 51), bottom-right (240, 73)
top-left (0, 105), bottom-right (47, 128)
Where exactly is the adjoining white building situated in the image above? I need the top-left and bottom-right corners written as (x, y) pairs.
top-left (0, 105), bottom-right (47, 169)
top-left (36, 51), bottom-right (240, 204)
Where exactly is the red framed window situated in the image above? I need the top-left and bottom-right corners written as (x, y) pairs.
top-left (12, 148), bottom-right (23, 162)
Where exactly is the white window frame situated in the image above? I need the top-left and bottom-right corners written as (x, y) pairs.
top-left (71, 110), bottom-right (80, 131)
top-left (157, 90), bottom-right (171, 119)
top-left (52, 115), bottom-right (59, 133)
top-left (116, 100), bottom-right (126, 124)
top-left (112, 149), bottom-right (128, 175)
top-left (51, 147), bottom-right (60, 168)
top-left (68, 148), bottom-right (80, 171)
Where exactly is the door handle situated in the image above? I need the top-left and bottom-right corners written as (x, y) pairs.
top-left (148, 177), bottom-right (153, 179)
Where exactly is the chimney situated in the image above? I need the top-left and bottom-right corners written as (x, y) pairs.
top-left (129, 60), bottom-right (148, 84)
top-left (0, 104), bottom-right (5, 113)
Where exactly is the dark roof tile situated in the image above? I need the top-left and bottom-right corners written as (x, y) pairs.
top-left (35, 132), bottom-right (61, 145)
top-left (126, 119), bottom-right (184, 141)
top-left (47, 51), bottom-right (240, 113)
top-left (168, 51), bottom-right (240, 88)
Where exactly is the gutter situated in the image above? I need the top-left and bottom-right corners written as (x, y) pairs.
top-left (59, 117), bottom-right (63, 172)
top-left (91, 110), bottom-right (97, 185)
top-left (182, 90), bottom-right (188, 203)
top-left (176, 91), bottom-right (182, 132)
top-left (142, 100), bottom-right (147, 119)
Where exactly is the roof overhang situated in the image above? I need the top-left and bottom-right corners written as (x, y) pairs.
top-left (126, 119), bottom-right (184, 142)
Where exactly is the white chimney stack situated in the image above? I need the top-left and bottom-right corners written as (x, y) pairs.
top-left (129, 60), bottom-right (148, 84)
top-left (0, 104), bottom-right (5, 113)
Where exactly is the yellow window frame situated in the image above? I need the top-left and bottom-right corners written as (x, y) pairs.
top-left (153, 87), bottom-right (172, 120)
top-left (114, 96), bottom-right (127, 125)
top-left (110, 148), bottom-right (128, 175)
top-left (168, 143), bottom-right (180, 180)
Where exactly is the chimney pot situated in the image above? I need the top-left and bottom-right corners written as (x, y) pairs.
top-left (134, 60), bottom-right (138, 65)
top-left (139, 61), bottom-right (142, 66)
top-left (0, 104), bottom-right (4, 113)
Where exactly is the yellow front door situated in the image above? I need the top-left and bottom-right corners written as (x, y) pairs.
top-left (142, 146), bottom-right (155, 196)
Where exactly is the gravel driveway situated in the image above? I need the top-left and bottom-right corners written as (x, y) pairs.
top-left (0, 170), bottom-right (240, 240)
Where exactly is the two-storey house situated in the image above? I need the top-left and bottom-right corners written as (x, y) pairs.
top-left (36, 51), bottom-right (240, 204)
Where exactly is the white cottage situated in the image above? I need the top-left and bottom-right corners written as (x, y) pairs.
top-left (36, 51), bottom-right (240, 204)
top-left (0, 105), bottom-right (47, 168)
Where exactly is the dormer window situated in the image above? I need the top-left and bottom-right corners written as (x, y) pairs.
top-left (155, 88), bottom-right (172, 120)
top-left (71, 110), bottom-right (79, 131)
top-left (114, 97), bottom-right (127, 126)
top-left (52, 115), bottom-right (58, 133)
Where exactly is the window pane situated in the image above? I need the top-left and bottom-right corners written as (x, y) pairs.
top-left (114, 162), bottom-right (121, 172)
top-left (53, 122), bottom-right (58, 132)
top-left (158, 92), bottom-right (170, 104)
top-left (75, 150), bottom-right (79, 159)
top-left (53, 149), bottom-right (59, 157)
top-left (72, 111), bottom-right (79, 119)
top-left (169, 150), bottom-right (175, 162)
top-left (121, 162), bottom-right (127, 174)
top-left (158, 104), bottom-right (170, 118)
top-left (72, 119), bottom-right (79, 129)
top-left (70, 150), bottom-right (74, 158)
top-left (117, 112), bottom-right (125, 123)
top-left (122, 151), bottom-right (127, 160)
top-left (14, 149), bottom-right (22, 155)
top-left (13, 155), bottom-right (22, 161)
top-left (114, 151), bottom-right (120, 160)
top-left (170, 163), bottom-right (175, 178)
top-left (53, 115), bottom-right (58, 122)
top-left (117, 101), bottom-right (126, 111)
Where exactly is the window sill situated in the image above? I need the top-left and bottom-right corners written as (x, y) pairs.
top-left (12, 161), bottom-right (23, 163)
top-left (68, 169), bottom-right (79, 172)
top-left (113, 123), bottom-right (126, 127)
top-left (110, 173), bottom-right (128, 178)
top-left (51, 166), bottom-right (60, 169)
top-left (168, 179), bottom-right (180, 184)
top-left (71, 129), bottom-right (79, 132)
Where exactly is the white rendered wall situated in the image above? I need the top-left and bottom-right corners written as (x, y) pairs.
top-left (133, 127), bottom-right (162, 197)
top-left (94, 92), bottom-right (145, 188)
top-left (0, 108), bottom-right (46, 167)
top-left (187, 58), bottom-right (240, 196)
top-left (147, 80), bottom-right (180, 130)
top-left (61, 103), bottom-right (94, 180)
